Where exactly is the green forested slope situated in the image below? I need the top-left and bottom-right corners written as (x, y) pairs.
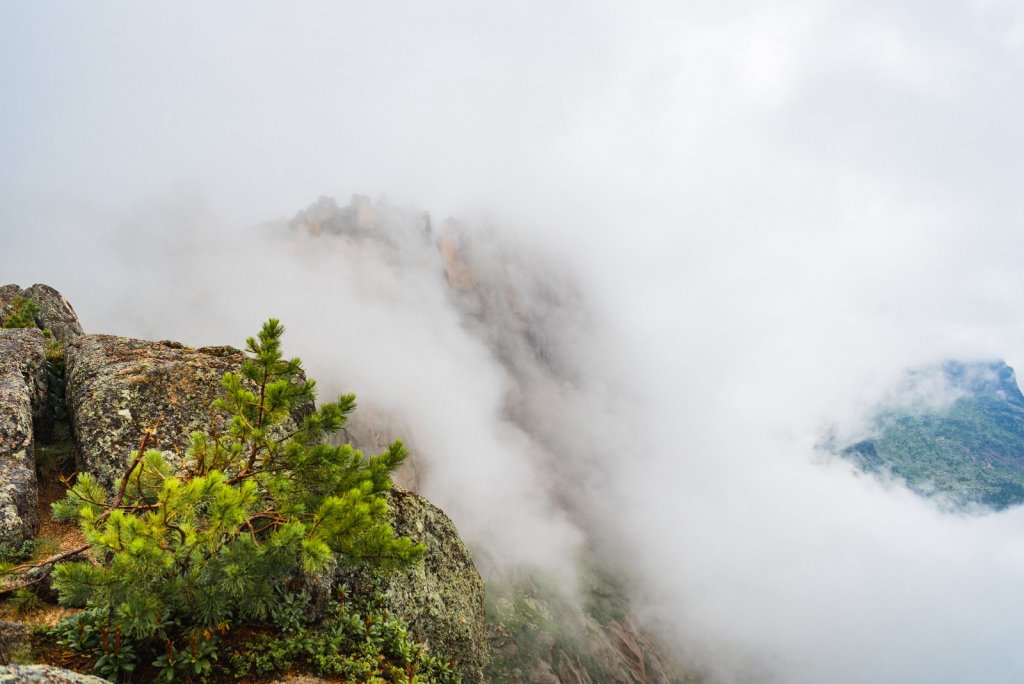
top-left (844, 361), bottom-right (1024, 509)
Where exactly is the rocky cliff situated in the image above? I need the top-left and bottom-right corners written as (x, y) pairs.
top-left (290, 196), bottom-right (694, 683)
top-left (338, 487), bottom-right (488, 681)
top-left (0, 284), bottom-right (488, 682)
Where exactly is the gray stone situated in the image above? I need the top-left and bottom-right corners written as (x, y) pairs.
top-left (0, 664), bottom-right (107, 683)
top-left (0, 288), bottom-right (21, 319)
top-left (23, 285), bottom-right (83, 343)
top-left (337, 486), bottom-right (488, 684)
top-left (0, 285), bottom-right (83, 343)
top-left (64, 335), bottom-right (247, 489)
top-left (6, 317), bottom-right (490, 683)
top-left (0, 329), bottom-right (47, 550)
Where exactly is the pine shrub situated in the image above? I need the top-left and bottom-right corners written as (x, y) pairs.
top-left (0, 295), bottom-right (40, 329)
top-left (48, 319), bottom-right (425, 681)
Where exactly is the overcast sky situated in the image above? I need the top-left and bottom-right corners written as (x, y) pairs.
top-left (5, 2), bottom-right (1024, 683)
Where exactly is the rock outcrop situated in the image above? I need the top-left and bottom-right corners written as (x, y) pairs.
top-left (338, 486), bottom-right (488, 683)
top-left (0, 329), bottom-right (48, 551)
top-left (289, 195), bottom-right (432, 246)
top-left (0, 290), bottom-right (490, 680)
top-left (64, 336), bottom-right (247, 488)
top-left (0, 287), bottom-right (20, 317)
top-left (22, 285), bottom-right (83, 344)
top-left (0, 284), bottom-right (83, 343)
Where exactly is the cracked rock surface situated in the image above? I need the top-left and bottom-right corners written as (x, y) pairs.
top-left (0, 329), bottom-right (47, 550)
top-left (64, 335), bottom-right (247, 489)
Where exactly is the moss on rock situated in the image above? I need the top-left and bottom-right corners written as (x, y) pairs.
top-left (338, 486), bottom-right (488, 683)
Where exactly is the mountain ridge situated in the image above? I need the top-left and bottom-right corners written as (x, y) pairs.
top-left (843, 360), bottom-right (1024, 509)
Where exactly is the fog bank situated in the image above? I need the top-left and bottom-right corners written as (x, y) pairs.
top-left (6, 2), bottom-right (1024, 682)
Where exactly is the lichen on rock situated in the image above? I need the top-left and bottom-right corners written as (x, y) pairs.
top-left (0, 288), bottom-right (492, 681)
top-left (22, 285), bottom-right (83, 344)
top-left (337, 486), bottom-right (488, 684)
top-left (0, 284), bottom-right (83, 343)
top-left (0, 329), bottom-right (48, 551)
top-left (63, 335), bottom-right (249, 489)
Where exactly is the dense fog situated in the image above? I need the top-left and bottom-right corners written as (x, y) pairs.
top-left (5, 2), bottom-right (1024, 681)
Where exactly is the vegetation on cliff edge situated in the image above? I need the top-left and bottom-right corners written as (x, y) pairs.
top-left (2, 319), bottom-right (460, 682)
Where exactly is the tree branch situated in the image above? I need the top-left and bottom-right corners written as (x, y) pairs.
top-left (1, 424), bottom-right (161, 596)
top-left (99, 422), bottom-right (159, 524)
top-left (0, 542), bottom-right (92, 597)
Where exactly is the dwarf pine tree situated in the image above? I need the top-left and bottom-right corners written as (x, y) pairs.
top-left (48, 319), bottom-right (424, 680)
top-left (0, 294), bottom-right (40, 328)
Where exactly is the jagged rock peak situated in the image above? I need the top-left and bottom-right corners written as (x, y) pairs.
top-left (0, 283), bottom-right (84, 342)
top-left (289, 195), bottom-right (432, 242)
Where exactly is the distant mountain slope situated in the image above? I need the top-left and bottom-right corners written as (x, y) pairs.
top-left (844, 361), bottom-right (1024, 509)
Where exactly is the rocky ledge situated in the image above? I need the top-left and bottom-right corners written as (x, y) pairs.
top-left (0, 284), bottom-right (488, 683)
top-left (63, 335), bottom-right (249, 489)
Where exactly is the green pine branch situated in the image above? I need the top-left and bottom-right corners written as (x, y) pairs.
top-left (4, 319), bottom-right (426, 680)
